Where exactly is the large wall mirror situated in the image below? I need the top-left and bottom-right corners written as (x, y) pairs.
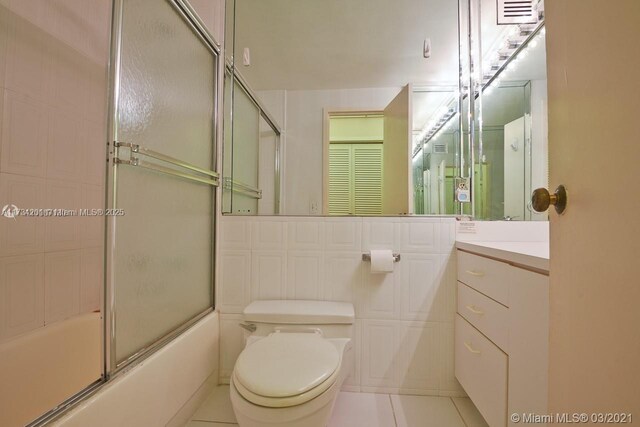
top-left (223, 0), bottom-right (548, 219)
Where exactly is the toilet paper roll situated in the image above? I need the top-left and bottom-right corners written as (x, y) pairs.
top-left (370, 249), bottom-right (394, 274)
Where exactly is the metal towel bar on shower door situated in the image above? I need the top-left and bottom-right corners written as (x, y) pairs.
top-left (113, 141), bottom-right (219, 186)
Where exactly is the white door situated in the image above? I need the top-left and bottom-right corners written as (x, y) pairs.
top-left (546, 0), bottom-right (640, 413)
top-left (504, 116), bottom-right (525, 220)
top-left (383, 84), bottom-right (412, 214)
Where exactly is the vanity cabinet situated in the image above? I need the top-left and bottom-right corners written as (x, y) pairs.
top-left (455, 250), bottom-right (549, 427)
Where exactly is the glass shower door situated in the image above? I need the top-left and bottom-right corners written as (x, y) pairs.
top-left (107, 0), bottom-right (218, 369)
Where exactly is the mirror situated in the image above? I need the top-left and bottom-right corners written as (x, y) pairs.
top-left (474, 0), bottom-right (548, 220)
top-left (223, 0), bottom-right (547, 219)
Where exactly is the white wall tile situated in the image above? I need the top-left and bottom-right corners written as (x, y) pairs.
top-left (324, 218), bottom-right (361, 251)
top-left (46, 40), bottom-right (88, 113)
top-left (439, 218), bottom-right (456, 254)
top-left (219, 313), bottom-right (245, 382)
top-left (4, 18), bottom-right (48, 102)
top-left (342, 319), bottom-right (361, 390)
top-left (250, 250), bottom-right (286, 301)
top-left (455, 220), bottom-right (549, 243)
top-left (220, 217), bottom-right (252, 250)
top-left (361, 268), bottom-right (401, 320)
top-left (217, 250), bottom-right (251, 313)
top-left (323, 252), bottom-right (361, 306)
top-left (0, 253), bottom-right (45, 341)
top-left (251, 219), bottom-right (286, 250)
top-left (287, 219), bottom-right (324, 251)
top-left (400, 254), bottom-right (453, 322)
top-left (398, 321), bottom-right (440, 392)
top-left (83, 119), bottom-right (105, 186)
top-left (362, 219), bottom-right (400, 252)
top-left (80, 184), bottom-right (103, 248)
top-left (46, 107), bottom-right (85, 181)
top-left (80, 247), bottom-right (102, 313)
top-left (44, 249), bottom-right (81, 323)
top-left (0, 173), bottom-right (45, 256)
top-left (361, 320), bottom-right (399, 388)
top-left (45, 180), bottom-right (82, 252)
top-left (400, 218), bottom-right (440, 253)
top-left (286, 251), bottom-right (323, 300)
top-left (0, 89), bottom-right (48, 177)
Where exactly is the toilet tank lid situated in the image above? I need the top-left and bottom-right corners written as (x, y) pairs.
top-left (243, 300), bottom-right (355, 324)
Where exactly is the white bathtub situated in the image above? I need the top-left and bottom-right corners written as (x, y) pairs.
top-left (0, 312), bottom-right (102, 427)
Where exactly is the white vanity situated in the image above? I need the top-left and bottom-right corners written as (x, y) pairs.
top-left (455, 240), bottom-right (549, 427)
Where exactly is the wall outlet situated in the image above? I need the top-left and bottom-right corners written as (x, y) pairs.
top-left (309, 200), bottom-right (319, 215)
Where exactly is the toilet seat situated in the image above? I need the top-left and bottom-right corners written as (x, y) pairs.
top-left (233, 332), bottom-right (341, 408)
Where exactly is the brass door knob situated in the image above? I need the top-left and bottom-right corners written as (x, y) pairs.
top-left (531, 185), bottom-right (567, 214)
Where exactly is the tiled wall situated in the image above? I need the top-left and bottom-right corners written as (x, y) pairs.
top-left (218, 215), bottom-right (464, 396)
top-left (0, 1), bottom-right (111, 343)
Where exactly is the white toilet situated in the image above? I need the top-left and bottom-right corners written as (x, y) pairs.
top-left (229, 300), bottom-right (355, 427)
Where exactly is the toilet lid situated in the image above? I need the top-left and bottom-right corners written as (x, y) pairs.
top-left (234, 332), bottom-right (340, 398)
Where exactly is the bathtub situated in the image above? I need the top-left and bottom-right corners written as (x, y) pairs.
top-left (0, 312), bottom-right (102, 427)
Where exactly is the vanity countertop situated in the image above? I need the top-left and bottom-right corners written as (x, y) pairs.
top-left (456, 240), bottom-right (549, 272)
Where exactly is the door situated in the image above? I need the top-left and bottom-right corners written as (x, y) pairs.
top-left (108, 0), bottom-right (217, 369)
top-left (383, 84), bottom-right (412, 215)
top-left (503, 116), bottom-right (526, 220)
top-left (546, 0), bottom-right (640, 413)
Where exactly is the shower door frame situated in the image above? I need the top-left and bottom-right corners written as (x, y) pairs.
top-left (104, 0), bottom-right (222, 377)
top-left (223, 65), bottom-right (283, 214)
top-left (25, 1), bottom-right (223, 425)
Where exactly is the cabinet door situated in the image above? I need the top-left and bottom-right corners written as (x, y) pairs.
top-left (508, 268), bottom-right (549, 426)
top-left (455, 315), bottom-right (508, 427)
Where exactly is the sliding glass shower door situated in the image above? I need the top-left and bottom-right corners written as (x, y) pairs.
top-left (107, 0), bottom-right (218, 369)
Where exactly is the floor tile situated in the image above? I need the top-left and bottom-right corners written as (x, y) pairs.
top-left (390, 395), bottom-right (465, 427)
top-left (191, 385), bottom-right (237, 424)
top-left (452, 397), bottom-right (489, 427)
top-left (328, 392), bottom-right (396, 427)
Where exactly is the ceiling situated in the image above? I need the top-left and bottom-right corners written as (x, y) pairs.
top-left (233, 0), bottom-right (460, 91)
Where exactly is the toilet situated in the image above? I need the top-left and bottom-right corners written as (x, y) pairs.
top-left (229, 300), bottom-right (355, 427)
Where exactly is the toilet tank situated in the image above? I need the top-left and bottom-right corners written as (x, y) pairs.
top-left (244, 300), bottom-right (354, 325)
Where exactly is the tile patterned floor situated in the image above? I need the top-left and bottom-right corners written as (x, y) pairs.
top-left (186, 386), bottom-right (488, 427)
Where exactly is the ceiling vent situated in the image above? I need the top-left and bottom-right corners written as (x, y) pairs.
top-left (433, 143), bottom-right (447, 154)
top-left (497, 0), bottom-right (538, 25)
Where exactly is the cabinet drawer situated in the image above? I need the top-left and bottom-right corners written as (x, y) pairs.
top-left (457, 250), bottom-right (509, 306)
top-left (457, 281), bottom-right (509, 351)
top-left (455, 314), bottom-right (507, 427)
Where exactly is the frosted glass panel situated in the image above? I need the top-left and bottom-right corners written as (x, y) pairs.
top-left (114, 0), bottom-right (216, 363)
top-left (231, 82), bottom-right (259, 214)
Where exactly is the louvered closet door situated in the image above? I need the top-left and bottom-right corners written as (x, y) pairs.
top-left (329, 144), bottom-right (352, 214)
top-left (353, 144), bottom-right (383, 215)
top-left (329, 143), bottom-right (383, 215)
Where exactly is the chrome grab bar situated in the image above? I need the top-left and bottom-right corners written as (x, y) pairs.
top-left (223, 177), bottom-right (262, 199)
top-left (113, 141), bottom-right (219, 186)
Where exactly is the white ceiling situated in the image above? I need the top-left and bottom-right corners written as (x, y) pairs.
top-left (234, 0), bottom-right (460, 91)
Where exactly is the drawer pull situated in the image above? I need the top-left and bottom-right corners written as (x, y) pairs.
top-left (465, 270), bottom-right (485, 277)
top-left (465, 304), bottom-right (485, 315)
top-left (464, 341), bottom-right (481, 354)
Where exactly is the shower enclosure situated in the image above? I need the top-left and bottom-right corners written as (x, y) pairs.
top-left (106, 0), bottom-right (220, 373)
top-left (0, 0), bottom-right (220, 425)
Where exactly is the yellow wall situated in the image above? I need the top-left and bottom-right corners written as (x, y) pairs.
top-left (329, 116), bottom-right (383, 142)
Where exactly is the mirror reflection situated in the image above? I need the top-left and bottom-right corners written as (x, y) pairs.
top-left (224, 0), bottom-right (548, 219)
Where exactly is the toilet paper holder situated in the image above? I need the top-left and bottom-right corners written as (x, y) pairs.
top-left (362, 253), bottom-right (401, 262)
